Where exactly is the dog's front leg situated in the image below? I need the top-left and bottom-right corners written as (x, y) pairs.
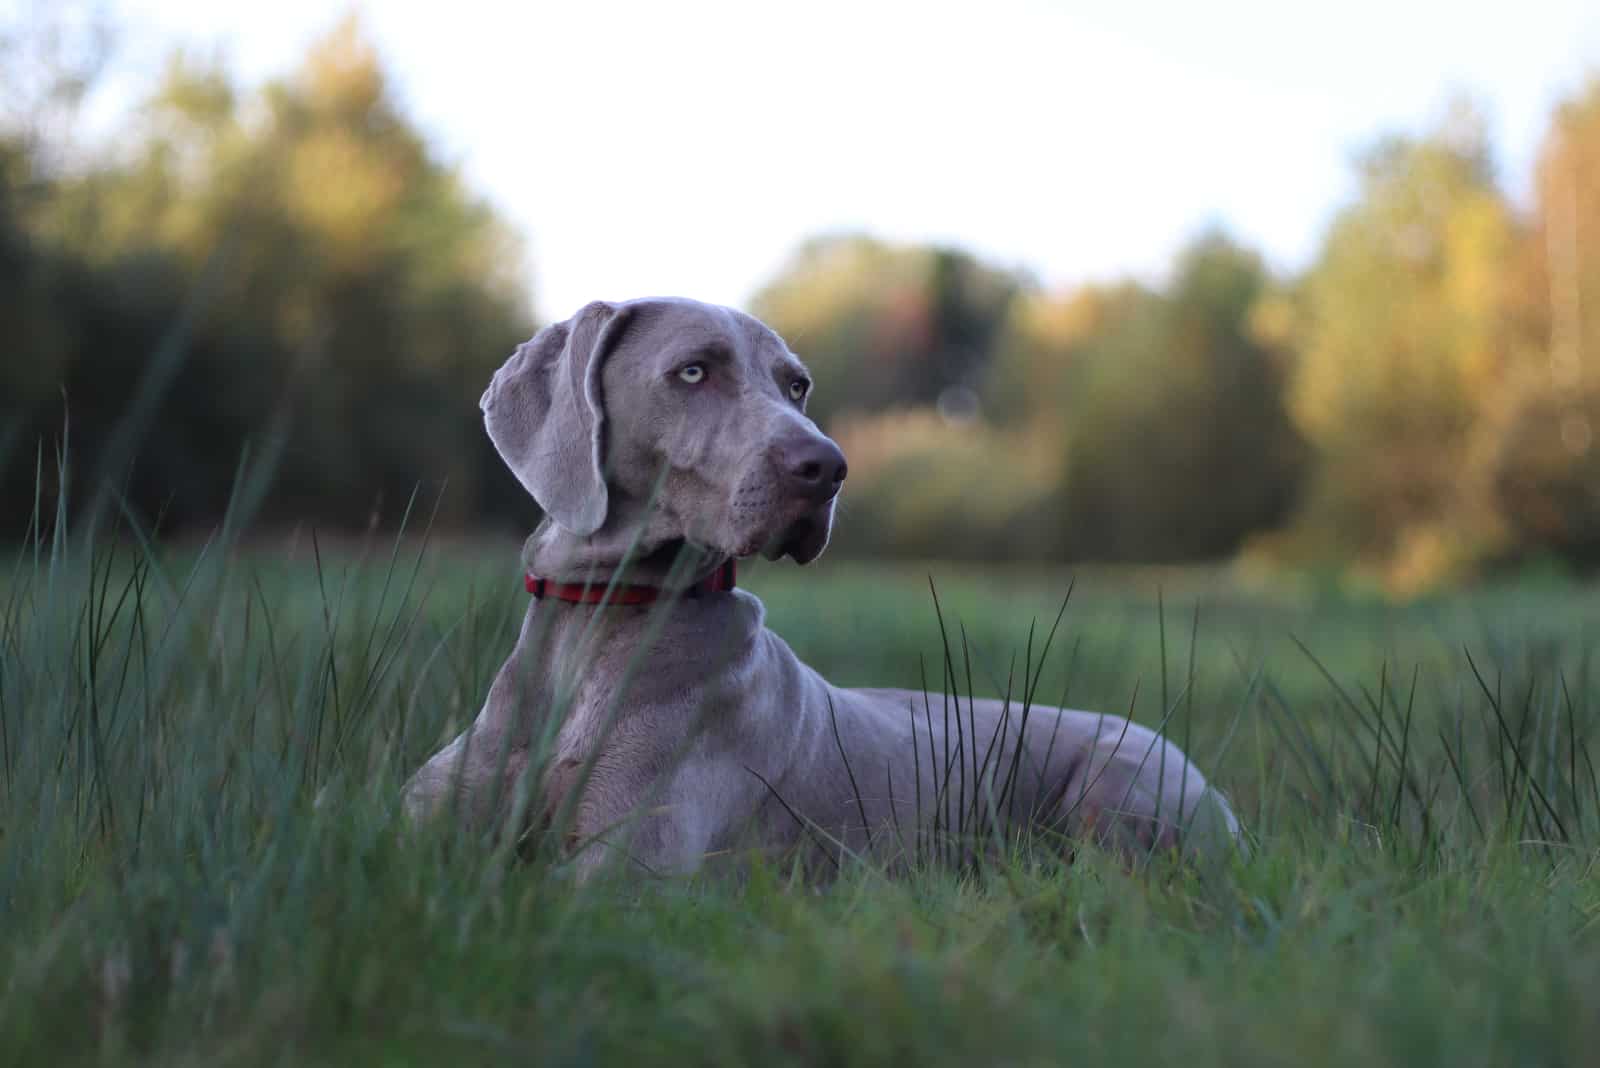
top-left (402, 621), bottom-right (545, 830)
top-left (400, 713), bottom-right (530, 830)
top-left (562, 763), bottom-right (723, 884)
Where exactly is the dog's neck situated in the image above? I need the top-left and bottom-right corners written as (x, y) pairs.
top-left (523, 517), bottom-right (732, 593)
top-left (515, 519), bottom-right (766, 702)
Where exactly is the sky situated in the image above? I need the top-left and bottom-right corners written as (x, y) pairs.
top-left (78, 0), bottom-right (1600, 321)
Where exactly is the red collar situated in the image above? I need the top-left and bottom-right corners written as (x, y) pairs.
top-left (524, 558), bottom-right (737, 605)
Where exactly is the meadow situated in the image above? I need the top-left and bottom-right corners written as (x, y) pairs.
top-left (3, 521), bottom-right (1600, 1066)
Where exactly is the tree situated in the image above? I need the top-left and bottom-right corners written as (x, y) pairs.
top-left (751, 234), bottom-right (1021, 429)
top-left (981, 232), bottom-right (1302, 562)
top-left (1286, 101), bottom-right (1515, 577)
top-left (3, 17), bottom-right (536, 534)
top-left (1488, 78), bottom-right (1600, 565)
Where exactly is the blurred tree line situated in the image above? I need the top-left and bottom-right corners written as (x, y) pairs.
top-left (2, 15), bottom-right (536, 535)
top-left (754, 91), bottom-right (1600, 589)
top-left (3, 10), bottom-right (1599, 589)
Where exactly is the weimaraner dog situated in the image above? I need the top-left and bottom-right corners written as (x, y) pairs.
top-left (401, 297), bottom-right (1242, 878)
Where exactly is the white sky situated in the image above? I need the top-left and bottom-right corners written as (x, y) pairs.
top-left (80, 0), bottom-right (1600, 321)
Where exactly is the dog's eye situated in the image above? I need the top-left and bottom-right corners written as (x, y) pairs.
top-left (788, 378), bottom-right (810, 402)
top-left (677, 363), bottom-right (707, 385)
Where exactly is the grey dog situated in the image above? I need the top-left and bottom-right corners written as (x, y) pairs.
top-left (401, 297), bottom-right (1243, 878)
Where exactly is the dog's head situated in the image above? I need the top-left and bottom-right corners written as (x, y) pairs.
top-left (481, 297), bottom-right (845, 564)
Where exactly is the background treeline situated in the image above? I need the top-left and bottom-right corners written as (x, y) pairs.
top-left (3, 17), bottom-right (1599, 590)
top-left (2, 20), bottom-right (538, 534)
top-left (754, 96), bottom-right (1600, 590)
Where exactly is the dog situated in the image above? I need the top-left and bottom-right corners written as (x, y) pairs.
top-left (401, 297), bottom-right (1242, 878)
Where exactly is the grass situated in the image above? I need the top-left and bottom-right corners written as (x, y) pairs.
top-left (4, 510), bottom-right (1600, 1065)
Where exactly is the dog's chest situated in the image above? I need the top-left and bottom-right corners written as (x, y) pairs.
top-left (536, 693), bottom-right (678, 825)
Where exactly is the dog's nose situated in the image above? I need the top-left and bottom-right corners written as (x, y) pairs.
top-left (783, 436), bottom-right (848, 501)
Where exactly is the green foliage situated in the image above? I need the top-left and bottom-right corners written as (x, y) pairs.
top-left (820, 411), bottom-right (1064, 561)
top-left (1522, 79), bottom-right (1600, 391)
top-left (760, 87), bottom-right (1600, 580)
top-left (5, 510), bottom-right (1600, 1063)
top-left (1, 18), bottom-right (535, 534)
top-left (1487, 378), bottom-right (1600, 565)
top-left (829, 231), bottom-right (1303, 564)
top-left (751, 234), bottom-right (1022, 430)
top-left (1049, 234), bottom-right (1303, 561)
top-left (1487, 79), bottom-right (1600, 567)
top-left (1285, 102), bottom-right (1515, 575)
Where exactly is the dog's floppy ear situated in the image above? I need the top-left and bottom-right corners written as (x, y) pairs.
top-left (481, 300), bottom-right (634, 536)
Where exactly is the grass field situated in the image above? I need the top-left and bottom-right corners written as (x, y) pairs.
top-left (4, 527), bottom-right (1600, 1065)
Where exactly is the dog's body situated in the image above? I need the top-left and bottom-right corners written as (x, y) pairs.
top-left (402, 297), bottom-right (1241, 876)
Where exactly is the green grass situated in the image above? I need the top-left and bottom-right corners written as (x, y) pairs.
top-left (4, 522), bottom-right (1600, 1066)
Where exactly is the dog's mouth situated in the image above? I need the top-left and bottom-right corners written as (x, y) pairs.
top-left (759, 506), bottom-right (833, 565)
